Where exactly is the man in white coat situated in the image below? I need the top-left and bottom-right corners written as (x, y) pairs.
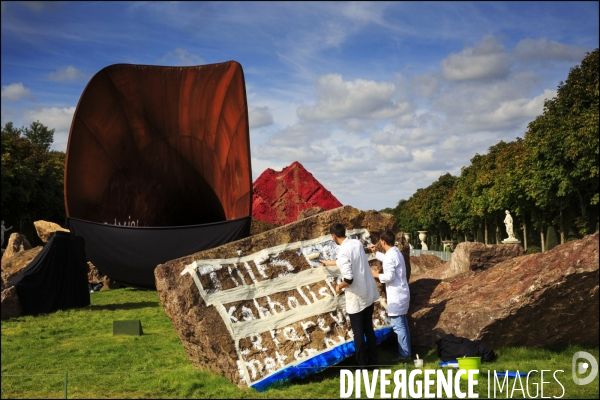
top-left (370, 230), bottom-right (411, 361)
top-left (320, 223), bottom-right (381, 368)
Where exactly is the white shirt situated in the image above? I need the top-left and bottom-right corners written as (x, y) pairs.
top-left (336, 237), bottom-right (380, 314)
top-left (375, 246), bottom-right (410, 316)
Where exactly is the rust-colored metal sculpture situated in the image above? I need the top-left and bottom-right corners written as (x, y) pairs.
top-left (65, 61), bottom-right (252, 289)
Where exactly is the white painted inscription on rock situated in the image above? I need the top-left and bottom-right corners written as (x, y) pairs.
top-left (181, 229), bottom-right (391, 388)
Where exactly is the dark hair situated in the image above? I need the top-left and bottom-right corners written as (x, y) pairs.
top-left (329, 223), bottom-right (346, 238)
top-left (380, 230), bottom-right (395, 246)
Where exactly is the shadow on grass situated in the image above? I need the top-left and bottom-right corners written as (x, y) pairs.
top-left (541, 342), bottom-right (600, 353)
top-left (89, 301), bottom-right (159, 311)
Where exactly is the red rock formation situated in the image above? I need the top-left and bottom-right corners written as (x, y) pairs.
top-left (252, 161), bottom-right (342, 225)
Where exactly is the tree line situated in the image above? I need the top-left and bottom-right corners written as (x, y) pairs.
top-left (1, 121), bottom-right (66, 246)
top-left (2, 50), bottom-right (597, 251)
top-left (382, 49), bottom-right (599, 253)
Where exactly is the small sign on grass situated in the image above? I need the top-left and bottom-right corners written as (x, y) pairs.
top-left (113, 320), bottom-right (143, 336)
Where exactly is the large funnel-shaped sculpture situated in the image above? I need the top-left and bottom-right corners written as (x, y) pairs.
top-left (65, 61), bottom-right (252, 289)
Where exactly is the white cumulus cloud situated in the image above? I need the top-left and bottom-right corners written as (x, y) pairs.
top-left (265, 123), bottom-right (330, 147)
top-left (23, 106), bottom-right (76, 151)
top-left (297, 74), bottom-right (411, 122)
top-left (1, 82), bottom-right (35, 101)
top-left (372, 144), bottom-right (413, 163)
top-left (253, 143), bottom-right (329, 163)
top-left (514, 38), bottom-right (589, 62)
top-left (23, 106), bottom-right (75, 131)
top-left (441, 35), bottom-right (510, 82)
top-left (248, 106), bottom-right (273, 128)
top-left (474, 89), bottom-right (556, 127)
top-left (48, 66), bottom-right (86, 82)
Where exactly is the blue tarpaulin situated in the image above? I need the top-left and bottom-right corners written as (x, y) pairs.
top-left (251, 327), bottom-right (393, 392)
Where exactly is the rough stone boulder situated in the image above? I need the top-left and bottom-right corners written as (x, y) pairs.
top-left (155, 205), bottom-right (396, 390)
top-left (252, 161), bottom-right (343, 225)
top-left (440, 241), bottom-right (524, 279)
top-left (33, 220), bottom-right (69, 243)
top-left (1, 286), bottom-right (22, 320)
top-left (1, 247), bottom-right (116, 292)
top-left (1, 233), bottom-right (33, 262)
top-left (249, 218), bottom-right (280, 236)
top-left (297, 206), bottom-right (326, 221)
top-left (409, 232), bottom-right (599, 348)
top-left (409, 254), bottom-right (446, 281)
top-left (1, 246), bottom-right (43, 290)
top-left (87, 262), bottom-right (122, 290)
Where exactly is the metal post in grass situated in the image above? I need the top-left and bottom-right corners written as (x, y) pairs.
top-left (64, 372), bottom-right (68, 399)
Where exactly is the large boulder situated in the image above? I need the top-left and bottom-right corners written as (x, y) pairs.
top-left (249, 218), bottom-right (280, 236)
top-left (33, 220), bottom-right (69, 243)
top-left (297, 206), bottom-right (326, 221)
top-left (1, 286), bottom-right (22, 320)
top-left (441, 242), bottom-right (524, 279)
top-left (87, 262), bottom-right (122, 290)
top-left (252, 161), bottom-right (342, 225)
top-left (155, 205), bottom-right (396, 389)
top-left (409, 254), bottom-right (446, 280)
top-left (1, 246), bottom-right (43, 290)
top-left (1, 233), bottom-right (32, 262)
top-left (409, 232), bottom-right (599, 348)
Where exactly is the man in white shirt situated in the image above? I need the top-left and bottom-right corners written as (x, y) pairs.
top-left (370, 230), bottom-right (412, 361)
top-left (320, 223), bottom-right (381, 368)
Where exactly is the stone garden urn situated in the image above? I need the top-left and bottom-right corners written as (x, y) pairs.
top-left (418, 231), bottom-right (428, 250)
top-left (442, 240), bottom-right (453, 252)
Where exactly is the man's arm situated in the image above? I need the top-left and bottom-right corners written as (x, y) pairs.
top-left (336, 280), bottom-right (350, 295)
top-left (374, 254), bottom-right (395, 283)
top-left (319, 260), bottom-right (337, 266)
top-left (335, 247), bottom-right (354, 294)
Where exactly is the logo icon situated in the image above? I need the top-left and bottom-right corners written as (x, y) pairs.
top-left (572, 351), bottom-right (598, 385)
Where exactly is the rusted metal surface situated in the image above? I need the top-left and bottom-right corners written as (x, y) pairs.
top-left (64, 61), bottom-right (252, 227)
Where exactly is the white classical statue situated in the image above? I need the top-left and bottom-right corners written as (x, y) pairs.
top-left (504, 210), bottom-right (515, 240)
top-left (1, 220), bottom-right (13, 248)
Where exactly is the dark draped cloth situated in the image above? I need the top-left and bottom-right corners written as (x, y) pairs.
top-left (10, 231), bottom-right (90, 315)
top-left (67, 217), bottom-right (251, 289)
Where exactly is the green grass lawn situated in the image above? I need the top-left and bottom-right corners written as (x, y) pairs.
top-left (1, 288), bottom-right (598, 398)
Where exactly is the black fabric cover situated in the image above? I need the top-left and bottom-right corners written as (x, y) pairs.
top-left (67, 216), bottom-right (251, 289)
top-left (10, 231), bottom-right (90, 316)
top-left (436, 333), bottom-right (496, 362)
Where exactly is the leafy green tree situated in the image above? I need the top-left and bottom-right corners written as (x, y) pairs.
top-left (390, 50), bottom-right (598, 248)
top-left (394, 199), bottom-right (420, 245)
top-left (419, 173), bottom-right (457, 244)
top-left (392, 174), bottom-right (457, 249)
top-left (448, 163), bottom-right (479, 241)
top-left (1, 121), bottom-right (66, 245)
top-left (524, 49), bottom-right (599, 236)
top-left (24, 120), bottom-right (55, 152)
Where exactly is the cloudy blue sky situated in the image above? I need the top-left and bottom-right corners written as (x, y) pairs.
top-left (1, 1), bottom-right (598, 210)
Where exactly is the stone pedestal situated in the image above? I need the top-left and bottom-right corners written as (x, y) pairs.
top-left (501, 238), bottom-right (521, 244)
